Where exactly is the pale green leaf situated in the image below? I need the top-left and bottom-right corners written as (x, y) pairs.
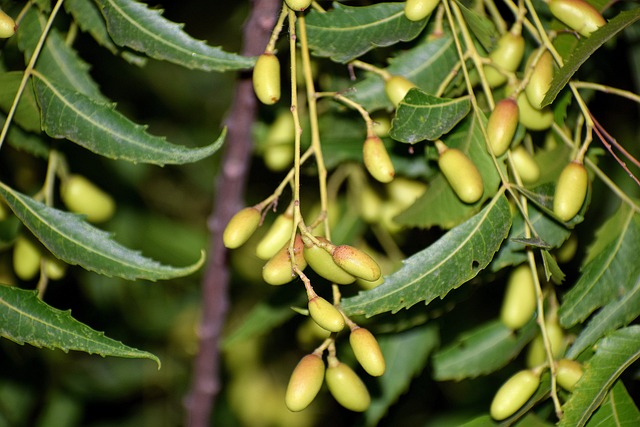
top-left (0, 72), bottom-right (41, 133)
top-left (33, 75), bottom-right (225, 165)
top-left (559, 326), bottom-right (640, 427)
top-left (0, 182), bottom-right (205, 281)
top-left (432, 319), bottom-right (537, 381)
top-left (0, 285), bottom-right (160, 367)
top-left (305, 2), bottom-right (427, 63)
top-left (341, 193), bottom-right (511, 317)
top-left (459, 415), bottom-right (496, 427)
top-left (585, 381), bottom-right (640, 427)
top-left (390, 90), bottom-right (471, 143)
top-left (95, 0), bottom-right (254, 71)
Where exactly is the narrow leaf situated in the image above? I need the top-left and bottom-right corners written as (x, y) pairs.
top-left (341, 192), bottom-right (511, 317)
top-left (95, 0), bottom-right (254, 71)
top-left (33, 75), bottom-right (225, 165)
top-left (585, 381), bottom-right (640, 427)
top-left (0, 72), bottom-right (42, 133)
top-left (0, 183), bottom-right (205, 281)
top-left (0, 285), bottom-right (160, 367)
top-left (542, 9), bottom-right (640, 107)
top-left (454, 0), bottom-right (499, 52)
top-left (305, 2), bottom-right (427, 63)
top-left (559, 326), bottom-right (640, 427)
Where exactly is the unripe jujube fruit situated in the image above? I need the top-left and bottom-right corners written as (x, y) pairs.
top-left (526, 319), bottom-right (566, 368)
top-left (515, 90), bottom-right (554, 131)
top-left (486, 98), bottom-right (519, 156)
top-left (255, 212), bottom-right (294, 260)
top-left (553, 161), bottom-right (588, 222)
top-left (510, 145), bottom-right (541, 184)
top-left (44, 257), bottom-right (67, 281)
top-left (0, 9), bottom-right (16, 38)
top-left (386, 177), bottom-right (427, 208)
top-left (525, 49), bottom-right (554, 109)
top-left (549, 0), bottom-right (606, 37)
top-left (437, 144), bottom-right (484, 204)
top-left (303, 236), bottom-right (356, 285)
top-left (350, 327), bottom-right (386, 377)
top-left (285, 353), bottom-right (325, 412)
top-left (404, 0), bottom-right (440, 22)
top-left (331, 245), bottom-right (381, 282)
top-left (253, 53), bottom-right (281, 105)
top-left (385, 75), bottom-right (416, 107)
top-left (308, 295), bottom-right (345, 332)
top-left (556, 359), bottom-right (583, 392)
top-left (325, 359), bottom-right (371, 412)
top-left (223, 207), bottom-right (261, 249)
top-left (490, 369), bottom-right (541, 420)
top-left (484, 31), bottom-right (525, 87)
top-left (262, 235), bottom-right (306, 285)
top-left (61, 175), bottom-right (115, 223)
top-left (263, 111), bottom-right (295, 171)
top-left (285, 0), bottom-right (312, 11)
top-left (500, 264), bottom-right (537, 330)
top-left (13, 235), bottom-right (41, 281)
top-left (363, 134), bottom-right (395, 183)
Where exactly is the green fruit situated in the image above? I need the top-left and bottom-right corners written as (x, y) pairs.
top-left (253, 53), bottom-right (281, 105)
top-left (500, 264), bottom-right (537, 330)
top-left (350, 327), bottom-right (386, 377)
top-left (255, 213), bottom-right (294, 260)
top-left (490, 369), bottom-right (541, 420)
top-left (0, 9), bottom-right (15, 39)
top-left (262, 235), bottom-right (306, 285)
top-left (549, 0), bottom-right (606, 37)
top-left (44, 257), bottom-right (67, 281)
top-left (553, 161), bottom-right (588, 221)
top-left (303, 236), bottom-right (356, 285)
top-left (556, 359), bottom-right (583, 392)
top-left (437, 146), bottom-right (484, 204)
top-left (285, 0), bottom-right (312, 11)
top-left (308, 295), bottom-right (345, 332)
top-left (296, 317), bottom-right (332, 348)
top-left (363, 135), bottom-right (395, 183)
top-left (516, 91), bottom-right (554, 131)
top-left (486, 98), bottom-right (519, 156)
top-left (61, 175), bottom-right (115, 223)
top-left (285, 353), bottom-right (325, 412)
top-left (404, 0), bottom-right (440, 22)
top-left (223, 207), bottom-right (261, 249)
top-left (510, 145), bottom-right (541, 184)
top-left (13, 235), bottom-right (41, 281)
top-left (359, 186), bottom-right (384, 224)
top-left (325, 359), bottom-right (371, 412)
top-left (526, 319), bottom-right (566, 368)
top-left (484, 31), bottom-right (525, 87)
top-left (525, 49), bottom-right (554, 109)
top-left (331, 245), bottom-right (381, 282)
top-left (386, 177), bottom-right (427, 208)
top-left (385, 75), bottom-right (416, 107)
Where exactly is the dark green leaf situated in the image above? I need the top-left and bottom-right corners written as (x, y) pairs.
top-left (341, 193), bottom-right (511, 317)
top-left (454, 0), bottom-right (499, 52)
top-left (0, 72), bottom-right (41, 133)
top-left (0, 285), bottom-right (160, 367)
top-left (305, 2), bottom-right (427, 63)
top-left (0, 183), bottom-right (205, 281)
top-left (585, 381), bottom-right (640, 427)
top-left (541, 249), bottom-right (565, 284)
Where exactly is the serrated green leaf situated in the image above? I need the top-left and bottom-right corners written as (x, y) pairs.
top-left (346, 32), bottom-right (459, 111)
top-left (0, 72), bottom-right (41, 132)
top-left (585, 381), bottom-right (640, 427)
top-left (2, 115), bottom-right (49, 159)
top-left (559, 326), bottom-right (640, 427)
top-left (0, 285), bottom-right (160, 367)
top-left (394, 114), bottom-right (502, 229)
top-left (95, 0), bottom-right (254, 71)
top-left (305, 2), bottom-right (427, 63)
top-left (559, 205), bottom-right (640, 328)
top-left (341, 192), bottom-right (511, 317)
top-left (33, 75), bottom-right (225, 165)
top-left (365, 324), bottom-right (439, 426)
top-left (542, 8), bottom-right (640, 107)
top-left (390, 90), bottom-right (470, 143)
top-left (541, 249), bottom-right (565, 284)
top-left (0, 182), bottom-right (204, 281)
top-left (432, 319), bottom-right (537, 381)
top-left (454, 0), bottom-right (499, 52)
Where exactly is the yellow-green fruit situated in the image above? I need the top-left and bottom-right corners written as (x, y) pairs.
top-left (350, 327), bottom-right (386, 377)
top-left (303, 236), bottom-right (356, 285)
top-left (486, 98), bottom-right (519, 156)
top-left (253, 53), bottom-right (281, 105)
top-left (525, 50), bottom-right (554, 109)
top-left (263, 110), bottom-right (295, 171)
top-left (264, 143), bottom-right (294, 172)
top-left (223, 207), bottom-right (261, 249)
top-left (385, 75), bottom-right (416, 107)
top-left (331, 245), bottom-right (381, 282)
top-left (404, 0), bottom-right (440, 22)
top-left (500, 264), bottom-right (537, 330)
top-left (285, 0), bottom-right (312, 11)
top-left (13, 236), bottom-right (41, 281)
top-left (359, 186), bottom-right (384, 224)
top-left (308, 295), bottom-right (345, 332)
top-left (387, 177), bottom-right (427, 208)
top-left (44, 257), bottom-right (67, 280)
top-left (490, 369), bottom-right (541, 420)
top-left (556, 234), bottom-right (578, 264)
top-left (285, 353), bottom-right (325, 412)
top-left (325, 360), bottom-right (371, 412)
top-left (553, 161), bottom-right (588, 221)
top-left (516, 91), bottom-right (554, 131)
top-left (372, 114), bottom-right (392, 138)
top-left (526, 319), bottom-right (566, 368)
top-left (363, 135), bottom-right (395, 183)
top-left (262, 235), bottom-right (306, 285)
top-left (556, 359), bottom-right (583, 392)
top-left (0, 9), bottom-right (16, 39)
top-left (438, 147), bottom-right (484, 204)
top-left (484, 32), bottom-right (525, 87)
top-left (296, 317), bottom-right (332, 348)
top-left (549, 0), bottom-right (606, 37)
top-left (61, 175), bottom-right (115, 223)
top-left (255, 213), bottom-right (294, 260)
top-left (511, 145), bottom-right (541, 184)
